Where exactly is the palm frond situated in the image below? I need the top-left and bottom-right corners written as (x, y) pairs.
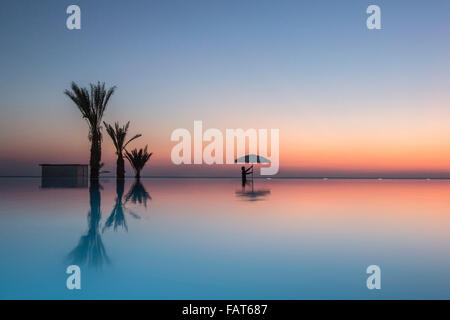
top-left (103, 121), bottom-right (141, 154)
top-left (123, 134), bottom-right (142, 149)
top-left (65, 81), bottom-right (116, 132)
top-left (124, 145), bottom-right (153, 175)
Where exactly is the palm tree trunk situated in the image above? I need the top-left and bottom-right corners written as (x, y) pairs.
top-left (90, 130), bottom-right (101, 180)
top-left (135, 170), bottom-right (141, 179)
top-left (117, 154), bottom-right (125, 180)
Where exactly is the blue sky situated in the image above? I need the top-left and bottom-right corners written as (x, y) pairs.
top-left (1, 0), bottom-right (449, 176)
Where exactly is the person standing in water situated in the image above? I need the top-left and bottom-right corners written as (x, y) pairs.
top-left (241, 165), bottom-right (253, 186)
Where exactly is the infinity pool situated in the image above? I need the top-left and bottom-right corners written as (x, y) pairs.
top-left (1, 178), bottom-right (450, 299)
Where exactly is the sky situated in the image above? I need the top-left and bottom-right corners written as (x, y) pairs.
top-left (1, 0), bottom-right (450, 177)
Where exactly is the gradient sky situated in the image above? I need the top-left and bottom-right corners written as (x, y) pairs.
top-left (1, 0), bottom-right (450, 177)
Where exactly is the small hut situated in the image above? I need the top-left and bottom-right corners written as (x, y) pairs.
top-left (39, 164), bottom-right (88, 188)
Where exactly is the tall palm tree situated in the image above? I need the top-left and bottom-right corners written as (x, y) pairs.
top-left (124, 145), bottom-right (153, 179)
top-left (103, 121), bottom-right (141, 179)
top-left (64, 82), bottom-right (116, 180)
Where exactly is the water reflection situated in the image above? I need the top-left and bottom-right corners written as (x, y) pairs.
top-left (235, 180), bottom-right (271, 202)
top-left (125, 179), bottom-right (152, 208)
top-left (41, 176), bottom-right (88, 188)
top-left (4, 178), bottom-right (450, 298)
top-left (103, 179), bottom-right (128, 232)
top-left (67, 180), bottom-right (109, 268)
top-left (103, 179), bottom-right (152, 232)
top-left (65, 178), bottom-right (152, 268)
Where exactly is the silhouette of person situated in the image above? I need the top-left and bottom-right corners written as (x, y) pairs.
top-left (241, 165), bottom-right (253, 186)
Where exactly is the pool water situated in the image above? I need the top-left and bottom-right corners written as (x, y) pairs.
top-left (1, 177), bottom-right (450, 299)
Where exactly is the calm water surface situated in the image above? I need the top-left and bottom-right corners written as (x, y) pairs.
top-left (1, 177), bottom-right (450, 299)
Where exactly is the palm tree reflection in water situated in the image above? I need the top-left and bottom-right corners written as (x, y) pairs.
top-left (68, 180), bottom-right (110, 268)
top-left (68, 179), bottom-right (152, 268)
top-left (103, 179), bottom-right (152, 233)
top-left (103, 179), bottom-right (128, 232)
top-left (125, 179), bottom-right (152, 208)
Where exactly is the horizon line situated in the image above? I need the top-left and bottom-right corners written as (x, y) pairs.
top-left (2, 175), bottom-right (450, 180)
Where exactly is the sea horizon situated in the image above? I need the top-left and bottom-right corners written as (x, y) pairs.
top-left (2, 175), bottom-right (450, 180)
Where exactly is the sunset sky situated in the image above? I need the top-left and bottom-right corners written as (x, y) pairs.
top-left (1, 0), bottom-right (450, 177)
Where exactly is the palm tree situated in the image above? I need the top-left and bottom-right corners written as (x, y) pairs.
top-left (64, 82), bottom-right (116, 180)
top-left (124, 145), bottom-right (153, 179)
top-left (103, 121), bottom-right (141, 179)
